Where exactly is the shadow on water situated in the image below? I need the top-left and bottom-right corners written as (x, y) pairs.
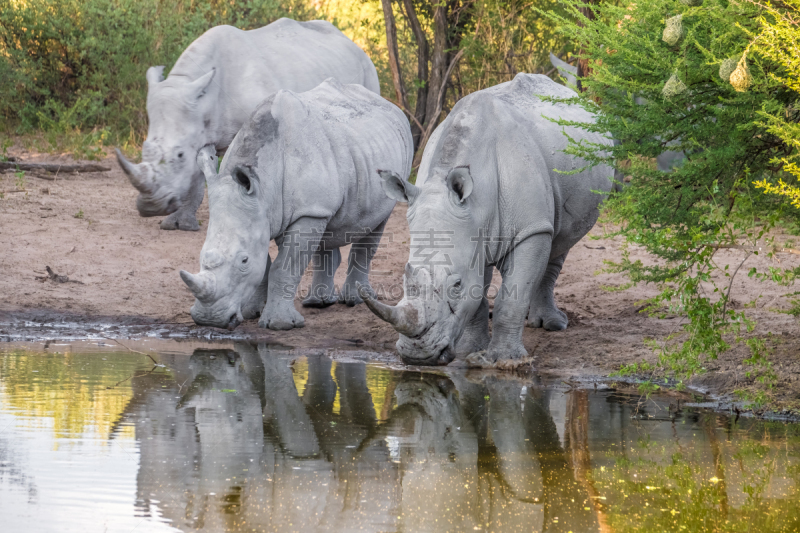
top-left (1, 341), bottom-right (799, 532)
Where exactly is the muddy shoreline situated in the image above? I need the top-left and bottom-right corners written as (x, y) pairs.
top-left (3, 308), bottom-right (799, 421)
top-left (1, 149), bottom-right (800, 416)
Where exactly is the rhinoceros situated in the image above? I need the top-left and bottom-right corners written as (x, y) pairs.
top-left (180, 78), bottom-right (413, 330)
top-left (358, 73), bottom-right (616, 366)
top-left (116, 18), bottom-right (380, 231)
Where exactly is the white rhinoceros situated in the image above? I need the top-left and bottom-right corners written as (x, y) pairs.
top-left (180, 78), bottom-right (413, 330)
top-left (359, 73), bottom-right (616, 366)
top-left (116, 18), bottom-right (380, 231)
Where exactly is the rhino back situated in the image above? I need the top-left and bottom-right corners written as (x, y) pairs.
top-left (166, 19), bottom-right (380, 146)
top-left (419, 73), bottom-right (613, 257)
top-left (222, 80), bottom-right (412, 242)
top-left (282, 81), bottom-right (412, 239)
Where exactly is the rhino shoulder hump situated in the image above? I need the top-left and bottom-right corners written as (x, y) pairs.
top-left (295, 19), bottom-right (344, 36)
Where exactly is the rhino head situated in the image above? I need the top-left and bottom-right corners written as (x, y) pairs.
top-left (116, 66), bottom-right (217, 217)
top-left (359, 167), bottom-right (484, 366)
top-left (180, 146), bottom-right (271, 329)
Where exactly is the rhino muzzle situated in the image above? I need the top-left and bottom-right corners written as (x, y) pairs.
top-left (358, 282), bottom-right (455, 366)
top-left (396, 335), bottom-right (455, 366)
top-left (135, 193), bottom-right (179, 217)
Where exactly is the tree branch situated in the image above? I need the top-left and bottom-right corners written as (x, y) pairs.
top-left (380, 0), bottom-right (409, 112)
top-left (413, 48), bottom-right (466, 168)
top-left (401, 0), bottom-right (429, 147)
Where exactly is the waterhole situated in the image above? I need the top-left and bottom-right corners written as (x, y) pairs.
top-left (1, 340), bottom-right (798, 532)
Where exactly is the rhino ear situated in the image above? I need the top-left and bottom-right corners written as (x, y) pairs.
top-left (378, 169), bottom-right (419, 204)
top-left (446, 166), bottom-right (473, 203)
top-left (146, 66), bottom-right (165, 89)
top-left (232, 165), bottom-right (258, 195)
top-left (186, 68), bottom-right (216, 101)
top-left (271, 90), bottom-right (307, 123)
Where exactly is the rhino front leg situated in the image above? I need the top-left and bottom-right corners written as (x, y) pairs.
top-left (527, 252), bottom-right (568, 331)
top-left (242, 255), bottom-right (271, 319)
top-left (339, 219), bottom-right (387, 306)
top-left (467, 233), bottom-right (551, 365)
top-left (259, 217), bottom-right (328, 330)
top-left (302, 247), bottom-right (341, 308)
top-left (161, 170), bottom-right (205, 231)
top-left (455, 265), bottom-right (493, 355)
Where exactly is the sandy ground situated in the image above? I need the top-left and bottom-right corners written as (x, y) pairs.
top-left (1, 149), bottom-right (799, 409)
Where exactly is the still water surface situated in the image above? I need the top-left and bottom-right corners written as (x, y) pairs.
top-left (1, 342), bottom-right (799, 532)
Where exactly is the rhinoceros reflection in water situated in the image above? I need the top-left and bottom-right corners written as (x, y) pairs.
top-left (121, 345), bottom-right (597, 532)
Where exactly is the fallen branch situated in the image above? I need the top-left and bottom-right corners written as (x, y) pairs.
top-left (35, 266), bottom-right (84, 284)
top-left (0, 161), bottom-right (110, 173)
top-left (102, 336), bottom-right (160, 365)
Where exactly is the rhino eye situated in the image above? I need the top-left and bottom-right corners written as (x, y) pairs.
top-left (234, 167), bottom-right (254, 192)
top-left (177, 152), bottom-right (184, 158)
top-left (242, 257), bottom-right (248, 264)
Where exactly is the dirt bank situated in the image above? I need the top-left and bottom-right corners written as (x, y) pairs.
top-left (1, 148), bottom-right (799, 409)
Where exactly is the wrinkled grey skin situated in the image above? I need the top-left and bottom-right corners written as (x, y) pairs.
top-left (116, 18), bottom-right (380, 231)
top-left (359, 73), bottom-right (615, 366)
top-left (181, 79), bottom-right (412, 329)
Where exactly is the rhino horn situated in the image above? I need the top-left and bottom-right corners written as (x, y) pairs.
top-left (357, 282), bottom-right (421, 337)
top-left (196, 145), bottom-right (218, 181)
top-left (115, 148), bottom-right (153, 194)
top-left (180, 270), bottom-right (215, 301)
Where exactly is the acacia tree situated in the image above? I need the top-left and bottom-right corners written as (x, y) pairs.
top-left (751, 0), bottom-right (800, 208)
top-left (545, 0), bottom-right (800, 399)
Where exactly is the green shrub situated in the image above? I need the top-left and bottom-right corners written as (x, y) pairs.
top-left (544, 0), bottom-right (800, 392)
top-left (0, 0), bottom-right (305, 146)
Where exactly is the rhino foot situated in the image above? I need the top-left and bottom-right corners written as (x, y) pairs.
top-left (258, 304), bottom-right (305, 330)
top-left (302, 294), bottom-right (338, 308)
top-left (160, 210), bottom-right (200, 231)
top-left (466, 348), bottom-right (535, 370)
top-left (466, 351), bottom-right (495, 368)
top-left (338, 283), bottom-right (364, 307)
top-left (527, 307), bottom-right (568, 331)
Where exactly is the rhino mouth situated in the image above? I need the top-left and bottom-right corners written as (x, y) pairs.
top-left (397, 333), bottom-right (455, 366)
top-left (190, 302), bottom-right (243, 330)
top-left (136, 192), bottom-right (180, 217)
top-left (227, 313), bottom-right (241, 330)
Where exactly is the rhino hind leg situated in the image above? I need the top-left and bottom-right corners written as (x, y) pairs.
top-left (302, 247), bottom-right (341, 308)
top-left (339, 219), bottom-right (387, 307)
top-left (526, 252), bottom-right (568, 331)
top-left (455, 266), bottom-right (493, 355)
top-left (160, 171), bottom-right (205, 231)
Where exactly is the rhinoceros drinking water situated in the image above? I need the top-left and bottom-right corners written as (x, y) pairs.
top-left (181, 79), bottom-right (413, 330)
top-left (359, 73), bottom-right (616, 366)
top-left (116, 18), bottom-right (380, 231)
